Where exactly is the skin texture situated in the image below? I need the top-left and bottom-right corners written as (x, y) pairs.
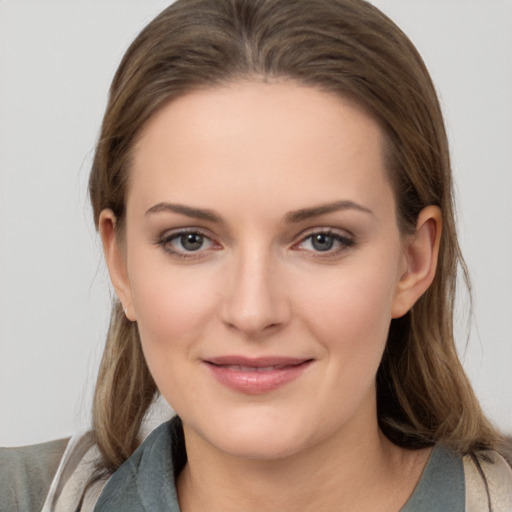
top-left (100, 81), bottom-right (441, 511)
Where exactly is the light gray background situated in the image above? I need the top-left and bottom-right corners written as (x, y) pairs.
top-left (1, 0), bottom-right (511, 447)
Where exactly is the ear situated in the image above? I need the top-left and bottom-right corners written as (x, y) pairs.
top-left (391, 205), bottom-right (442, 319)
top-left (99, 209), bottom-right (136, 321)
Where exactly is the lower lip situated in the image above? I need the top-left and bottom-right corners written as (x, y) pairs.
top-left (204, 361), bottom-right (312, 395)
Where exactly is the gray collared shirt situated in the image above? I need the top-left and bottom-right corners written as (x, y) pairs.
top-left (93, 420), bottom-right (464, 511)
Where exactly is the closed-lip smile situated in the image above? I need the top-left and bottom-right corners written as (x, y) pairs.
top-left (203, 356), bottom-right (313, 394)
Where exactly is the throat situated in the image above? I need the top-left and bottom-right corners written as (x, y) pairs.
top-left (176, 432), bottom-right (432, 512)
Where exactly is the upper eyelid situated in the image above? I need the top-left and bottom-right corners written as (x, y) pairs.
top-left (159, 226), bottom-right (216, 240)
top-left (295, 226), bottom-right (354, 242)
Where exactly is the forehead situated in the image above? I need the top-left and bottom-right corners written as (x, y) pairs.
top-left (128, 81), bottom-right (392, 217)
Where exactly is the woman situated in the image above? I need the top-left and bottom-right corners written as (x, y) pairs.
top-left (2, 0), bottom-right (511, 510)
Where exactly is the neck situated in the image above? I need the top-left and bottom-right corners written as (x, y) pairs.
top-left (176, 411), bottom-right (430, 512)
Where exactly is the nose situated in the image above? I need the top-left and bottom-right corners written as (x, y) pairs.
top-left (219, 248), bottom-right (290, 338)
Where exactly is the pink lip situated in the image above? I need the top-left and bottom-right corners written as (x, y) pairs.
top-left (203, 356), bottom-right (313, 395)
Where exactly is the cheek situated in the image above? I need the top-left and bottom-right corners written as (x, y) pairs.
top-left (127, 254), bottom-right (220, 360)
top-left (290, 257), bottom-right (400, 392)
top-left (296, 262), bottom-right (397, 340)
top-left (127, 259), bottom-right (224, 411)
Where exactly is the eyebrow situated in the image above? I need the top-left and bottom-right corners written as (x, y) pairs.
top-left (284, 200), bottom-right (374, 223)
top-left (145, 199), bottom-right (373, 224)
top-left (145, 202), bottom-right (223, 223)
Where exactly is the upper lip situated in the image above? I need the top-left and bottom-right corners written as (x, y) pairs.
top-left (204, 356), bottom-right (312, 368)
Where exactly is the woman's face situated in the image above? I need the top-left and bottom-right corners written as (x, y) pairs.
top-left (103, 81), bottom-right (432, 460)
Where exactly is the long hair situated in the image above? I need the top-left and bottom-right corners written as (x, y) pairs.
top-left (88, 0), bottom-right (500, 475)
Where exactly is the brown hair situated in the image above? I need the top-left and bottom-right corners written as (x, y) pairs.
top-left (89, 0), bottom-right (500, 475)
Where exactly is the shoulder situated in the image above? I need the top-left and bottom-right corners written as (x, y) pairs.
top-left (0, 432), bottom-right (107, 512)
top-left (0, 438), bottom-right (70, 512)
top-left (463, 450), bottom-right (512, 512)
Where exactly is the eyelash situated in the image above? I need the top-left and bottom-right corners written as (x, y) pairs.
top-left (293, 229), bottom-right (355, 258)
top-left (156, 228), bottom-right (355, 260)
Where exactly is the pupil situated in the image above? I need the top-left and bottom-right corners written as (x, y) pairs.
top-left (181, 233), bottom-right (203, 251)
top-left (312, 234), bottom-right (334, 251)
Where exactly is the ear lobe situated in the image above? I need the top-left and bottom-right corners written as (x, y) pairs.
top-left (99, 209), bottom-right (135, 321)
top-left (391, 205), bottom-right (442, 319)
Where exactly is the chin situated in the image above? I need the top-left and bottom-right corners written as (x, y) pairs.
top-left (182, 404), bottom-right (322, 462)
top-left (211, 429), bottom-right (310, 461)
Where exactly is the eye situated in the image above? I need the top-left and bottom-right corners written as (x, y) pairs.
top-left (295, 230), bottom-right (355, 255)
top-left (178, 233), bottom-right (206, 251)
top-left (157, 229), bottom-right (218, 258)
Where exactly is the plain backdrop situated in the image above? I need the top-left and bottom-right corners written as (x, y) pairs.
top-left (0, 0), bottom-right (511, 447)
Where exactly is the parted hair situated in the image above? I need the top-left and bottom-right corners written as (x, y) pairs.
top-left (88, 0), bottom-right (501, 475)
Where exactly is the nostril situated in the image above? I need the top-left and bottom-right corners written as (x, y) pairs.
top-left (221, 315), bottom-right (286, 339)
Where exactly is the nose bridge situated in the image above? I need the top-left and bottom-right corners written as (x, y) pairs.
top-left (220, 242), bottom-right (288, 336)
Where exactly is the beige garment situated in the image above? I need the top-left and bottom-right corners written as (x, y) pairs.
top-left (465, 451), bottom-right (512, 512)
top-left (42, 396), bottom-right (174, 512)
top-left (41, 432), bottom-right (106, 512)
